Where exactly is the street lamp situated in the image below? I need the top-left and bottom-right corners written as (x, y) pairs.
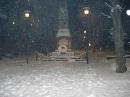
top-left (83, 7), bottom-right (90, 64)
top-left (23, 10), bottom-right (31, 19)
top-left (83, 7), bottom-right (90, 15)
top-left (84, 30), bottom-right (87, 34)
top-left (126, 9), bottom-right (130, 16)
top-left (25, 13), bottom-right (30, 18)
top-left (23, 10), bottom-right (31, 64)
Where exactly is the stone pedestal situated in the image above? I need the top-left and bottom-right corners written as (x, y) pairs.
top-left (51, 51), bottom-right (75, 59)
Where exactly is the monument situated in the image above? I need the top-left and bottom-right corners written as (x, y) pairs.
top-left (50, 0), bottom-right (75, 59)
top-left (44, 0), bottom-right (82, 61)
top-left (56, 0), bottom-right (71, 53)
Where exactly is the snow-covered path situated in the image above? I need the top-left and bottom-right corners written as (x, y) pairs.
top-left (0, 60), bottom-right (130, 97)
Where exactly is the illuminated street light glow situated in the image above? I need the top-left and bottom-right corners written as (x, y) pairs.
top-left (84, 9), bottom-right (89, 15)
top-left (24, 12), bottom-right (30, 18)
top-left (89, 43), bottom-right (91, 47)
top-left (23, 10), bottom-right (31, 19)
top-left (12, 21), bottom-right (15, 25)
top-left (83, 7), bottom-right (90, 15)
top-left (126, 10), bottom-right (130, 16)
top-left (128, 41), bottom-right (130, 44)
top-left (84, 30), bottom-right (87, 34)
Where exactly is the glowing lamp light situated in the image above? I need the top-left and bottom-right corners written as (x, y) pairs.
top-left (89, 43), bottom-right (91, 47)
top-left (84, 9), bottom-right (89, 15)
top-left (126, 10), bottom-right (130, 16)
top-left (83, 7), bottom-right (90, 15)
top-left (24, 12), bottom-right (30, 18)
top-left (12, 21), bottom-right (15, 25)
top-left (84, 30), bottom-right (87, 34)
top-left (128, 41), bottom-right (130, 44)
top-left (23, 10), bottom-right (31, 19)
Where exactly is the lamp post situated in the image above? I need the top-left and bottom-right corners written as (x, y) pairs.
top-left (23, 10), bottom-right (31, 64)
top-left (83, 7), bottom-right (90, 64)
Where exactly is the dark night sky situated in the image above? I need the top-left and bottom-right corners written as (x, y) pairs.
top-left (0, 0), bottom-right (130, 52)
top-left (124, 0), bottom-right (130, 8)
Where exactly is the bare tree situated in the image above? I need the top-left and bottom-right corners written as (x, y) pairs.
top-left (104, 0), bottom-right (127, 73)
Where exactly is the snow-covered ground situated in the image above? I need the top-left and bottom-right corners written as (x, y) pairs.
top-left (0, 58), bottom-right (130, 97)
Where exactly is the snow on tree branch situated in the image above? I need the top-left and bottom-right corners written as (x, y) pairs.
top-left (105, 2), bottom-right (113, 10)
top-left (101, 13), bottom-right (111, 19)
top-left (105, 1), bottom-right (123, 13)
top-left (115, 4), bottom-right (122, 12)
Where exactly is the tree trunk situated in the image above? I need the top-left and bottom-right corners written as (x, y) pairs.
top-left (111, 0), bottom-right (127, 73)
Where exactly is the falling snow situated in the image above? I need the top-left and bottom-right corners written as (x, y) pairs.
top-left (0, 0), bottom-right (130, 96)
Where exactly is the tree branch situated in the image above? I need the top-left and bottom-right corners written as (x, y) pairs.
top-left (101, 12), bottom-right (111, 19)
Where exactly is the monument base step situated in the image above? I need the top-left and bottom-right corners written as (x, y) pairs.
top-left (51, 51), bottom-right (75, 58)
top-left (43, 51), bottom-right (85, 62)
top-left (42, 58), bottom-right (85, 62)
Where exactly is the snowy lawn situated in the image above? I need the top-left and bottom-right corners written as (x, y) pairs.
top-left (0, 58), bottom-right (130, 97)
